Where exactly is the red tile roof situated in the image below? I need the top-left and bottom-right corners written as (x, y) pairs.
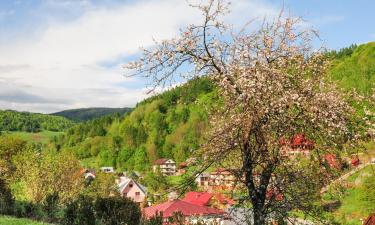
top-left (183, 192), bottom-right (235, 206)
top-left (324, 154), bottom-right (341, 169)
top-left (290, 134), bottom-right (314, 149)
top-left (364, 214), bottom-right (375, 225)
top-left (154, 158), bottom-right (168, 165)
top-left (183, 192), bottom-right (212, 206)
top-left (144, 200), bottom-right (224, 219)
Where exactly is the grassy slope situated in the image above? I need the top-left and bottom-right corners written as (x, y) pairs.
top-left (4, 131), bottom-right (63, 144)
top-left (324, 164), bottom-right (375, 224)
top-left (329, 42), bottom-right (375, 96)
top-left (0, 215), bottom-right (51, 225)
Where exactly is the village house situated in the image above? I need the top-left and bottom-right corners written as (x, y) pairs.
top-left (280, 134), bottom-right (314, 157)
top-left (83, 169), bottom-right (96, 180)
top-left (209, 168), bottom-right (236, 190)
top-left (143, 199), bottom-right (226, 224)
top-left (100, 166), bottom-right (115, 173)
top-left (195, 173), bottom-right (210, 189)
top-left (324, 154), bottom-right (342, 170)
top-left (117, 176), bottom-right (147, 204)
top-left (153, 158), bottom-right (176, 176)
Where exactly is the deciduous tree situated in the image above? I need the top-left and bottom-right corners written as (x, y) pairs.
top-left (125, 1), bottom-right (367, 223)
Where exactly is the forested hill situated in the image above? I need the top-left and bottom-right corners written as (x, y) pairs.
top-left (329, 42), bottom-right (375, 96)
top-left (0, 110), bottom-right (74, 132)
top-left (54, 42), bottom-right (375, 172)
top-left (54, 78), bottom-right (218, 171)
top-left (52, 107), bottom-right (133, 122)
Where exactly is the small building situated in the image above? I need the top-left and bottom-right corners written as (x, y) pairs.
top-left (100, 167), bottom-right (115, 173)
top-left (153, 158), bottom-right (176, 176)
top-left (209, 168), bottom-right (236, 190)
top-left (83, 169), bottom-right (96, 179)
top-left (351, 157), bottom-right (360, 167)
top-left (118, 176), bottom-right (147, 204)
top-left (324, 154), bottom-right (342, 170)
top-left (280, 134), bottom-right (314, 157)
top-left (143, 199), bottom-right (226, 224)
top-left (195, 173), bottom-right (210, 188)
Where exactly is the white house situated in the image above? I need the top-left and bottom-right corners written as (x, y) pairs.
top-left (153, 158), bottom-right (176, 176)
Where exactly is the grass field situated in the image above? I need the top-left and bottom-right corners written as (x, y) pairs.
top-left (3, 130), bottom-right (63, 144)
top-left (0, 215), bottom-right (51, 225)
top-left (326, 164), bottom-right (375, 224)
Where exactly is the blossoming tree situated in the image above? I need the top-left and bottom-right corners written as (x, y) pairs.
top-left (124, 0), bottom-right (369, 224)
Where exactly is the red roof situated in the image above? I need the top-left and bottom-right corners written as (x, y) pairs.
top-left (324, 154), bottom-right (341, 169)
top-left (183, 192), bottom-right (212, 206)
top-left (154, 158), bottom-right (168, 165)
top-left (211, 168), bottom-right (231, 175)
top-left (144, 200), bottom-right (224, 219)
top-left (364, 214), bottom-right (375, 225)
top-left (290, 134), bottom-right (314, 149)
top-left (351, 158), bottom-right (360, 166)
top-left (183, 192), bottom-right (235, 206)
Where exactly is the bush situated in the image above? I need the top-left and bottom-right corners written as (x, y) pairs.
top-left (63, 195), bottom-right (141, 225)
top-left (0, 179), bottom-right (13, 214)
top-left (13, 201), bottom-right (45, 220)
top-left (62, 195), bottom-right (95, 225)
top-left (95, 196), bottom-right (141, 225)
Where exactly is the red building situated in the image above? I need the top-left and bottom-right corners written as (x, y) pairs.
top-left (324, 154), bottom-right (342, 169)
top-left (280, 134), bottom-right (314, 157)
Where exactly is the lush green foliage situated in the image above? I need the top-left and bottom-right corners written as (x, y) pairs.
top-left (329, 42), bottom-right (375, 96)
top-left (52, 107), bottom-right (132, 122)
top-left (63, 195), bottom-right (141, 225)
top-left (0, 110), bottom-right (74, 132)
top-left (55, 78), bottom-right (218, 172)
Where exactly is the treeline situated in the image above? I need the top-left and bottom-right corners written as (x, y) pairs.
top-left (54, 78), bottom-right (219, 172)
top-left (0, 135), bottom-right (159, 225)
top-left (0, 110), bottom-right (74, 132)
top-left (52, 107), bottom-right (132, 122)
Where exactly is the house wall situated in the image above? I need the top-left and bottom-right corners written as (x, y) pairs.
top-left (122, 180), bottom-right (146, 203)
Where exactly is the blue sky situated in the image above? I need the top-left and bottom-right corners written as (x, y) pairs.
top-left (0, 0), bottom-right (374, 113)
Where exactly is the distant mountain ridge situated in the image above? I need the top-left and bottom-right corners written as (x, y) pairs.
top-left (51, 107), bottom-right (132, 122)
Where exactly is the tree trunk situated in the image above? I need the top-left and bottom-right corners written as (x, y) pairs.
top-left (253, 206), bottom-right (266, 225)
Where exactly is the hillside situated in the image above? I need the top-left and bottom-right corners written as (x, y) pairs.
top-left (329, 42), bottom-right (375, 96)
top-left (55, 78), bottom-right (218, 171)
top-left (54, 42), bottom-right (375, 172)
top-left (51, 107), bottom-right (132, 122)
top-left (0, 110), bottom-right (74, 133)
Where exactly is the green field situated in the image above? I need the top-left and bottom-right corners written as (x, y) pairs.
top-left (3, 131), bottom-right (63, 144)
top-left (0, 215), bottom-right (51, 225)
top-left (325, 164), bottom-right (375, 224)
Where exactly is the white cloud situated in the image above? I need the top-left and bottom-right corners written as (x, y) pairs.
top-left (0, 0), bottom-right (279, 113)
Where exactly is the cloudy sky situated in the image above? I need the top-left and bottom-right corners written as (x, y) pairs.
top-left (0, 0), bottom-right (374, 113)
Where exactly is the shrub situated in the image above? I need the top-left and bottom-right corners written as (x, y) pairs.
top-left (62, 195), bottom-right (95, 225)
top-left (94, 196), bottom-right (141, 225)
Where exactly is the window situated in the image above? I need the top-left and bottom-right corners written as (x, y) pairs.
top-left (129, 184), bottom-right (133, 188)
top-left (135, 192), bottom-right (140, 196)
